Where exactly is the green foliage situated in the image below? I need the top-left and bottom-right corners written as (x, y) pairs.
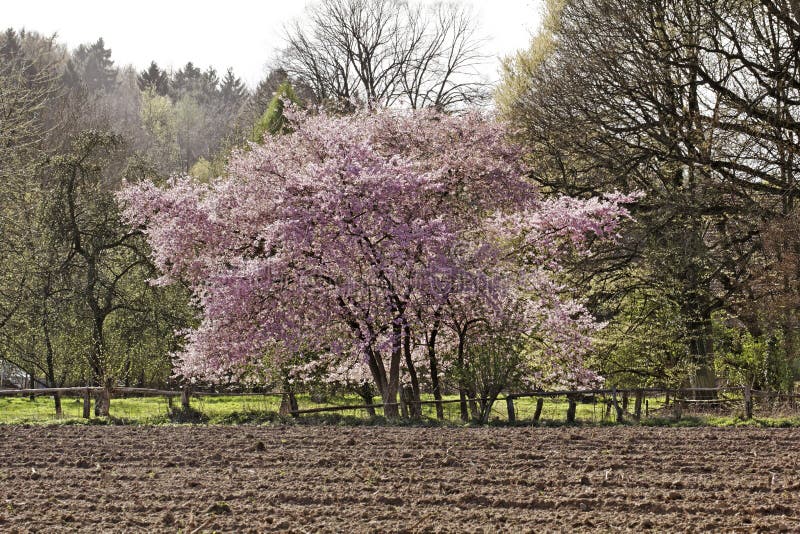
top-left (592, 284), bottom-right (694, 388)
top-left (713, 313), bottom-right (795, 392)
top-left (219, 68), bottom-right (247, 109)
top-left (64, 38), bottom-right (117, 94)
top-left (496, 0), bottom-right (565, 116)
top-left (250, 81), bottom-right (299, 143)
top-left (452, 336), bottom-right (525, 423)
top-left (137, 61), bottom-right (168, 95)
top-left (139, 87), bottom-right (181, 173)
top-left (189, 156), bottom-right (225, 182)
top-left (0, 28), bottom-right (221, 395)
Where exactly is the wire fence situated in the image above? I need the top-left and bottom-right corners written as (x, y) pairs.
top-left (1, 385), bottom-right (799, 425)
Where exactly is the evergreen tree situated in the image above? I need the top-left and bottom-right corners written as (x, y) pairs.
top-left (250, 68), bottom-right (289, 117)
top-left (220, 67), bottom-right (247, 108)
top-left (199, 67), bottom-right (220, 104)
top-left (0, 28), bottom-right (22, 61)
top-left (137, 61), bottom-right (169, 95)
top-left (65, 38), bottom-right (117, 93)
top-left (170, 63), bottom-right (220, 106)
top-left (250, 80), bottom-right (298, 142)
top-left (169, 61), bottom-right (201, 98)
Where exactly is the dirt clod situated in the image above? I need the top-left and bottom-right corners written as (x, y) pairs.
top-left (207, 501), bottom-right (232, 515)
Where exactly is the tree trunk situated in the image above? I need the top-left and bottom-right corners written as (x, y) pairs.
top-left (83, 388), bottom-right (91, 419)
top-left (402, 325), bottom-right (421, 419)
top-left (506, 396), bottom-right (516, 423)
top-left (467, 391), bottom-right (480, 422)
top-left (684, 270), bottom-right (717, 399)
top-left (359, 383), bottom-right (376, 417)
top-left (279, 380), bottom-right (299, 418)
top-left (52, 392), bottom-right (62, 417)
top-left (90, 312), bottom-right (111, 416)
top-left (42, 297), bottom-right (60, 414)
top-left (459, 390), bottom-right (469, 422)
top-left (566, 396), bottom-right (577, 423)
top-left (456, 329), bottom-right (472, 422)
top-left (479, 393), bottom-right (499, 424)
top-left (673, 396), bottom-right (683, 420)
top-left (364, 346), bottom-right (397, 417)
top-left (383, 324), bottom-right (403, 419)
top-left (426, 323), bottom-right (444, 420)
top-left (181, 386), bottom-right (191, 410)
top-left (400, 385), bottom-right (414, 419)
top-left (95, 382), bottom-right (111, 417)
top-left (532, 397), bottom-right (544, 423)
top-left (612, 387), bottom-right (623, 423)
top-left (122, 357), bottom-right (132, 388)
top-left (634, 390), bottom-right (643, 422)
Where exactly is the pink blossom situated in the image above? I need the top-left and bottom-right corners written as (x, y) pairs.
top-left (118, 108), bottom-right (633, 393)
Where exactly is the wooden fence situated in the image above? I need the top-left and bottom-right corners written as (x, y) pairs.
top-left (0, 386), bottom-right (192, 419)
top-left (287, 385), bottom-right (798, 422)
top-left (0, 384), bottom-right (797, 422)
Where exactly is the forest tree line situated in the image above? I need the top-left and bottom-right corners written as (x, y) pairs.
top-left (2, 0), bottom-right (800, 418)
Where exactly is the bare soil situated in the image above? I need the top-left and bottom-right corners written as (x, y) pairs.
top-left (0, 425), bottom-right (799, 532)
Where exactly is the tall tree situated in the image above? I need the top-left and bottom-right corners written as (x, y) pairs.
top-left (1, 28), bottom-right (195, 413)
top-left (249, 80), bottom-right (299, 142)
top-left (137, 61), bottom-right (169, 95)
top-left (280, 0), bottom-right (489, 110)
top-left (0, 28), bottom-right (58, 341)
top-left (499, 0), bottom-right (800, 391)
top-left (64, 38), bottom-right (118, 93)
top-left (121, 109), bottom-right (632, 418)
top-left (49, 131), bottom-right (186, 414)
top-left (169, 61), bottom-right (202, 99)
top-left (219, 67), bottom-right (247, 109)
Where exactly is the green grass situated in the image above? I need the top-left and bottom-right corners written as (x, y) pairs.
top-left (0, 391), bottom-right (795, 427)
top-left (0, 392), bottom-right (390, 425)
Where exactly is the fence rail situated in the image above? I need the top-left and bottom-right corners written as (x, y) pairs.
top-left (0, 387), bottom-right (181, 397)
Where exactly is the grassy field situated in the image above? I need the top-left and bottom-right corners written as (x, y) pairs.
top-left (0, 392), bottom-right (358, 424)
top-left (1, 390), bottom-right (797, 427)
top-left (0, 390), bottom-right (666, 425)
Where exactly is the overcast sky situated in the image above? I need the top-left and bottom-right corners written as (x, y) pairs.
top-left (2, 0), bottom-right (541, 88)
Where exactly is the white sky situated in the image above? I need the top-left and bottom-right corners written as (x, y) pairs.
top-left (2, 0), bottom-right (541, 88)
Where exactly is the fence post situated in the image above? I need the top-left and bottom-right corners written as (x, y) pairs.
top-left (506, 396), bottom-right (516, 423)
top-left (181, 385), bottom-right (190, 411)
top-left (533, 397), bottom-right (544, 423)
top-left (566, 395), bottom-right (576, 423)
top-left (82, 388), bottom-right (91, 419)
top-left (633, 390), bottom-right (643, 422)
top-left (744, 384), bottom-right (753, 420)
top-left (612, 386), bottom-right (624, 423)
top-left (673, 392), bottom-right (682, 420)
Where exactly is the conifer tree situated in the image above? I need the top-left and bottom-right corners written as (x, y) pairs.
top-left (250, 80), bottom-right (298, 142)
top-left (137, 61), bottom-right (169, 95)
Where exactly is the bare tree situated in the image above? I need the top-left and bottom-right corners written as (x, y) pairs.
top-left (280, 0), bottom-right (489, 110)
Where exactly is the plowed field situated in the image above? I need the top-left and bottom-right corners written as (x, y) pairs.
top-left (1, 425), bottom-right (799, 532)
